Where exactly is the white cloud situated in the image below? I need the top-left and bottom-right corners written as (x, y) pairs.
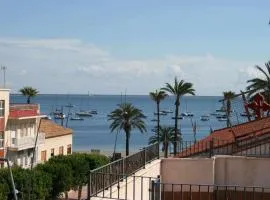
top-left (0, 37), bottom-right (261, 95)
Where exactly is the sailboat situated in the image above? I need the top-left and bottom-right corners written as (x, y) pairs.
top-left (181, 100), bottom-right (194, 117)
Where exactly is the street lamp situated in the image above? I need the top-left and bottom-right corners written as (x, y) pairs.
top-left (0, 158), bottom-right (18, 200)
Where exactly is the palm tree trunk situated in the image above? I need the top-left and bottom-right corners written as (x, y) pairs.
top-left (126, 131), bottom-right (130, 156)
top-left (157, 102), bottom-right (160, 158)
top-left (164, 134), bottom-right (168, 158)
top-left (226, 100), bottom-right (231, 128)
top-left (27, 96), bottom-right (30, 104)
top-left (174, 100), bottom-right (180, 156)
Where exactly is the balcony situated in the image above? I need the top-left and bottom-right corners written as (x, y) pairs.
top-left (9, 132), bottom-right (45, 151)
top-left (9, 104), bottom-right (39, 119)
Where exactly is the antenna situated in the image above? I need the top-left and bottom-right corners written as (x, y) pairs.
top-left (1, 66), bottom-right (7, 88)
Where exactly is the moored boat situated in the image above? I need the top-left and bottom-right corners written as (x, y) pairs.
top-left (200, 115), bottom-right (210, 121)
top-left (70, 116), bottom-right (84, 120)
top-left (75, 111), bottom-right (92, 117)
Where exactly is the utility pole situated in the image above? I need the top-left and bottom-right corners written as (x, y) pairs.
top-left (1, 66), bottom-right (7, 88)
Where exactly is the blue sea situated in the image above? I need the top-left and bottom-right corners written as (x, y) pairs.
top-left (10, 94), bottom-right (247, 154)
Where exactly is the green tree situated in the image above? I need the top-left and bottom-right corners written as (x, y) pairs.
top-left (19, 86), bottom-right (39, 104)
top-left (149, 89), bottom-right (167, 156)
top-left (108, 103), bottom-right (147, 156)
top-left (35, 161), bottom-right (72, 200)
top-left (48, 153), bottom-right (108, 200)
top-left (162, 77), bottom-right (195, 155)
top-left (149, 126), bottom-right (177, 158)
top-left (246, 61), bottom-right (270, 103)
top-left (223, 91), bottom-right (236, 127)
top-left (0, 168), bottom-right (10, 199)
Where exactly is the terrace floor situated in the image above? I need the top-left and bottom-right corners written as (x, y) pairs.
top-left (67, 159), bottom-right (161, 200)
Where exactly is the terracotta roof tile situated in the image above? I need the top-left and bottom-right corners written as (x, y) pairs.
top-left (39, 119), bottom-right (72, 138)
top-left (176, 117), bottom-right (270, 157)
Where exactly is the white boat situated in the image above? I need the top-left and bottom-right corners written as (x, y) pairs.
top-left (70, 116), bottom-right (84, 120)
top-left (218, 117), bottom-right (227, 121)
top-left (89, 110), bottom-right (98, 114)
top-left (161, 109), bottom-right (173, 114)
top-left (75, 111), bottom-right (92, 117)
top-left (181, 112), bottom-right (194, 117)
top-left (154, 112), bottom-right (167, 116)
top-left (54, 113), bottom-right (66, 119)
top-left (200, 115), bottom-right (210, 121)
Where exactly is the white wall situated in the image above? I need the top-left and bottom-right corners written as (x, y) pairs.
top-left (214, 156), bottom-right (270, 187)
top-left (38, 134), bottom-right (72, 162)
top-left (161, 156), bottom-right (270, 191)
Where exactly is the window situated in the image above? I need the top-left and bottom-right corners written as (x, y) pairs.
top-left (0, 100), bottom-right (4, 117)
top-left (59, 146), bottom-right (63, 155)
top-left (51, 148), bottom-right (54, 157)
top-left (41, 150), bottom-right (47, 162)
top-left (67, 144), bottom-right (71, 154)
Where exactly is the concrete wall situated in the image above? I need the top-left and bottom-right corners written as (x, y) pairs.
top-left (38, 134), bottom-right (72, 162)
top-left (161, 156), bottom-right (270, 192)
top-left (214, 156), bottom-right (270, 187)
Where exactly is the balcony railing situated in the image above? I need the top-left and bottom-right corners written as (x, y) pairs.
top-left (9, 132), bottom-right (45, 150)
top-left (88, 173), bottom-right (270, 200)
top-left (88, 143), bottom-right (159, 198)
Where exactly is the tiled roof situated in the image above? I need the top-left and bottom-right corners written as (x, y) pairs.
top-left (176, 117), bottom-right (270, 157)
top-left (39, 119), bottom-right (72, 139)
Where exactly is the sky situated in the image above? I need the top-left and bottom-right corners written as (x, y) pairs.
top-left (0, 0), bottom-right (270, 95)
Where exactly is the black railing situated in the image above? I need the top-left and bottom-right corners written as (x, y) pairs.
top-left (87, 172), bottom-right (270, 200)
top-left (171, 137), bottom-right (270, 158)
top-left (152, 182), bottom-right (270, 200)
top-left (88, 143), bottom-right (159, 199)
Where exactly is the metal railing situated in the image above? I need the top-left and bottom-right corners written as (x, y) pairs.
top-left (171, 136), bottom-right (270, 158)
top-left (87, 172), bottom-right (270, 200)
top-left (88, 143), bottom-right (159, 199)
top-left (152, 182), bottom-right (270, 200)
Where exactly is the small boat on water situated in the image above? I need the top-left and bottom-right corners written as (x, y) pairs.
top-left (200, 115), bottom-right (210, 121)
top-left (151, 119), bottom-right (158, 122)
top-left (65, 103), bottom-right (75, 108)
top-left (75, 111), bottom-right (92, 117)
top-left (218, 117), bottom-right (227, 121)
top-left (89, 110), bottom-right (98, 115)
top-left (154, 112), bottom-right (167, 116)
top-left (161, 109), bottom-right (173, 114)
top-left (54, 113), bottom-right (66, 119)
top-left (181, 112), bottom-right (194, 117)
top-left (70, 116), bottom-right (84, 120)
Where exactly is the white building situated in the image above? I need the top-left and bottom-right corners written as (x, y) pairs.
top-left (38, 119), bottom-right (72, 162)
top-left (0, 89), bottom-right (73, 168)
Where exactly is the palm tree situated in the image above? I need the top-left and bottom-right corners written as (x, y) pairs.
top-left (162, 77), bottom-right (195, 156)
top-left (148, 126), bottom-right (177, 158)
top-left (108, 103), bottom-right (147, 156)
top-left (19, 86), bottom-right (39, 104)
top-left (246, 61), bottom-right (270, 103)
top-left (223, 91), bottom-right (236, 127)
top-left (149, 89), bottom-right (167, 156)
